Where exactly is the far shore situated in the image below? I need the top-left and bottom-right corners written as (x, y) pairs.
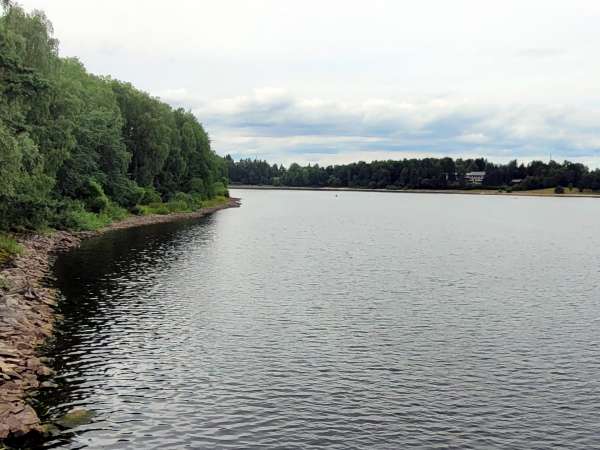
top-left (0, 197), bottom-right (240, 443)
top-left (230, 185), bottom-right (600, 199)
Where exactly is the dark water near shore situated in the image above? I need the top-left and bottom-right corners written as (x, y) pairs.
top-left (42, 189), bottom-right (600, 449)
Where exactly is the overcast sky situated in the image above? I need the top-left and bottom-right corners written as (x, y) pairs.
top-left (18, 0), bottom-right (600, 166)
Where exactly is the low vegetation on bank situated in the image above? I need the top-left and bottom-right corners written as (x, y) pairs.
top-left (0, 2), bottom-right (229, 235)
top-left (0, 234), bottom-right (22, 265)
top-left (62, 184), bottom-right (230, 231)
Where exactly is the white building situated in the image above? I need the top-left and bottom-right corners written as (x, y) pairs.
top-left (464, 171), bottom-right (486, 185)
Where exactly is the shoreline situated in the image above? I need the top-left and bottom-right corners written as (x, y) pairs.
top-left (0, 197), bottom-right (240, 442)
top-left (230, 185), bottom-right (600, 199)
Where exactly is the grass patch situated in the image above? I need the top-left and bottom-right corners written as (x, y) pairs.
top-left (0, 234), bottom-right (23, 265)
top-left (132, 195), bottom-right (229, 216)
top-left (202, 196), bottom-right (230, 208)
top-left (135, 203), bottom-right (171, 216)
top-left (511, 187), bottom-right (599, 196)
top-left (63, 202), bottom-right (130, 231)
top-left (67, 210), bottom-right (112, 231)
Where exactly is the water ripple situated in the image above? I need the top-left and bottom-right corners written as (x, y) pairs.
top-left (39, 190), bottom-right (600, 449)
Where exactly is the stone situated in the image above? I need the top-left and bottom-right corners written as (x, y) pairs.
top-left (36, 366), bottom-right (55, 377)
top-left (55, 408), bottom-right (95, 428)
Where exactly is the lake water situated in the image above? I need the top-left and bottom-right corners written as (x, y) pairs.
top-left (41, 189), bottom-right (600, 449)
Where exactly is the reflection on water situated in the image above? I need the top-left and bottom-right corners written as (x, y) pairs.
top-left (41, 190), bottom-right (600, 449)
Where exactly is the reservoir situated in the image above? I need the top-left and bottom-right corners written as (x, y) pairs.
top-left (42, 189), bottom-right (600, 449)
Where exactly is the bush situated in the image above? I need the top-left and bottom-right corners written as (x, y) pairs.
top-left (171, 192), bottom-right (202, 210)
top-left (60, 202), bottom-right (111, 231)
top-left (104, 202), bottom-right (128, 221)
top-left (212, 181), bottom-right (229, 197)
top-left (146, 202), bottom-right (170, 215)
top-left (189, 178), bottom-right (206, 197)
top-left (167, 200), bottom-right (190, 213)
top-left (83, 180), bottom-right (110, 213)
top-left (201, 195), bottom-right (229, 208)
top-left (139, 187), bottom-right (162, 205)
top-left (109, 177), bottom-right (144, 208)
top-left (554, 185), bottom-right (565, 194)
top-left (55, 200), bottom-right (128, 231)
top-left (0, 234), bottom-right (23, 265)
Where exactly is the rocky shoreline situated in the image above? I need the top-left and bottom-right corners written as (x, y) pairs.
top-left (0, 197), bottom-right (240, 442)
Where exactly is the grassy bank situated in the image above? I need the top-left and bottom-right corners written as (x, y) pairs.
top-left (65, 194), bottom-right (231, 232)
top-left (510, 187), bottom-right (599, 196)
top-left (0, 194), bottom-right (232, 267)
top-left (0, 235), bottom-right (23, 266)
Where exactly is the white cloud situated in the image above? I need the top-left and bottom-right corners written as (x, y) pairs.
top-left (169, 88), bottom-right (600, 165)
top-left (16, 0), bottom-right (600, 166)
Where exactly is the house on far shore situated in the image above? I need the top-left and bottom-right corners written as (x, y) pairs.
top-left (464, 171), bottom-right (486, 185)
top-left (510, 178), bottom-right (523, 185)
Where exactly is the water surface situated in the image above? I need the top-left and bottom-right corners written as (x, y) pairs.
top-left (43, 189), bottom-right (600, 449)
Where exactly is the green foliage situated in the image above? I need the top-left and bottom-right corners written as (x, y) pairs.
top-left (57, 200), bottom-right (128, 231)
top-left (554, 185), bottom-right (565, 194)
top-left (134, 191), bottom-right (204, 216)
top-left (169, 192), bottom-right (203, 211)
top-left (82, 179), bottom-right (109, 212)
top-left (202, 196), bottom-right (230, 208)
top-left (229, 157), bottom-right (600, 192)
top-left (104, 202), bottom-right (128, 221)
top-left (188, 177), bottom-right (206, 197)
top-left (139, 187), bottom-right (162, 205)
top-left (64, 208), bottom-right (111, 231)
top-left (212, 181), bottom-right (229, 197)
top-left (0, 2), bottom-right (227, 232)
top-left (140, 203), bottom-right (170, 215)
top-left (108, 176), bottom-right (144, 208)
top-left (0, 234), bottom-right (23, 265)
top-left (57, 201), bottom-right (102, 230)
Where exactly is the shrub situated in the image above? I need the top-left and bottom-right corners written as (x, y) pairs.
top-left (212, 181), bottom-right (229, 197)
top-left (55, 200), bottom-right (127, 231)
top-left (171, 192), bottom-right (202, 210)
top-left (0, 234), bottom-right (23, 265)
top-left (139, 187), bottom-right (162, 205)
top-left (166, 200), bottom-right (190, 213)
top-left (554, 185), bottom-right (565, 194)
top-left (83, 180), bottom-right (110, 213)
top-left (68, 210), bottom-right (111, 231)
top-left (146, 202), bottom-right (170, 215)
top-left (110, 177), bottom-right (144, 208)
top-left (202, 195), bottom-right (229, 208)
top-left (189, 178), bottom-right (206, 197)
top-left (130, 205), bottom-right (144, 215)
top-left (104, 202), bottom-right (128, 221)
top-left (60, 201), bottom-right (112, 230)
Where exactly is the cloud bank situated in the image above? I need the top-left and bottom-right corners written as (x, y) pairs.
top-left (18, 0), bottom-right (600, 166)
top-left (158, 88), bottom-right (600, 167)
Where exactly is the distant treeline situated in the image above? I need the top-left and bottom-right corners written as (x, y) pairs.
top-left (0, 2), bottom-right (227, 231)
top-left (226, 156), bottom-right (600, 191)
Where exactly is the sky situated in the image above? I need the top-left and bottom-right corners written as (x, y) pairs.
top-left (17, 0), bottom-right (600, 167)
